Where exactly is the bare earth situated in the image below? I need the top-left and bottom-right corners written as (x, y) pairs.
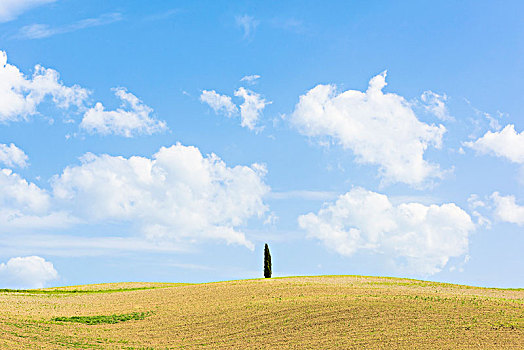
top-left (0, 276), bottom-right (522, 349)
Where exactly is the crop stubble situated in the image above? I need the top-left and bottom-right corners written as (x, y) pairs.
top-left (0, 277), bottom-right (522, 349)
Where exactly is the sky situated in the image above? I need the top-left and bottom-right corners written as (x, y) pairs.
top-left (0, 0), bottom-right (523, 289)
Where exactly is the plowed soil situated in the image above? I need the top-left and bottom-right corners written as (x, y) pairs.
top-left (0, 276), bottom-right (522, 349)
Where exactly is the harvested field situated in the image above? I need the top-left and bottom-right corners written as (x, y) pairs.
top-left (0, 276), bottom-right (522, 349)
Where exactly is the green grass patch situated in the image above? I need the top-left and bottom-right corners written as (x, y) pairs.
top-left (0, 285), bottom-right (190, 295)
top-left (52, 311), bottom-right (152, 325)
top-left (0, 287), bottom-right (156, 294)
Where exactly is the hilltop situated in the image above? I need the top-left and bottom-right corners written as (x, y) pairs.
top-left (0, 276), bottom-right (522, 349)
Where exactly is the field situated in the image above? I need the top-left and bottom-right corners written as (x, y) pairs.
top-left (0, 276), bottom-right (522, 349)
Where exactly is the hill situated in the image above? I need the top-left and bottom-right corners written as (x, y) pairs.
top-left (0, 276), bottom-right (522, 349)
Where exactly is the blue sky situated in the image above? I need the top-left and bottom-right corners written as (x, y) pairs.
top-left (0, 0), bottom-right (523, 288)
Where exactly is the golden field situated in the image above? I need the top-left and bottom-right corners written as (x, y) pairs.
top-left (0, 276), bottom-right (522, 349)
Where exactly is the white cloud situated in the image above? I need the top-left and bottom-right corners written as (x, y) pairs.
top-left (464, 124), bottom-right (524, 164)
top-left (234, 87), bottom-right (270, 131)
top-left (236, 14), bottom-right (258, 40)
top-left (17, 12), bottom-right (122, 39)
top-left (465, 99), bottom-right (503, 132)
top-left (16, 24), bottom-right (53, 39)
top-left (467, 194), bottom-right (486, 209)
top-left (0, 143), bottom-right (28, 168)
top-left (0, 144), bottom-right (269, 248)
top-left (0, 0), bottom-right (55, 23)
top-left (200, 90), bottom-right (238, 117)
top-left (0, 50), bottom-right (164, 134)
top-left (0, 256), bottom-right (58, 289)
top-left (51, 144), bottom-right (270, 249)
top-left (467, 194), bottom-right (491, 228)
top-left (240, 74), bottom-right (260, 85)
top-left (0, 168), bottom-right (75, 231)
top-left (200, 87), bottom-right (269, 131)
top-left (298, 187), bottom-right (474, 275)
top-left (421, 90), bottom-right (452, 121)
top-left (0, 168), bottom-right (50, 214)
top-left (490, 192), bottom-right (524, 226)
top-left (80, 88), bottom-right (167, 137)
top-left (290, 71), bottom-right (446, 187)
top-left (0, 50), bottom-right (89, 122)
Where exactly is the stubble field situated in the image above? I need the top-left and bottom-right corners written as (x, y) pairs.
top-left (0, 276), bottom-right (522, 349)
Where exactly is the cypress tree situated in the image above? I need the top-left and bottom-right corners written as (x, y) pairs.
top-left (264, 243), bottom-right (272, 278)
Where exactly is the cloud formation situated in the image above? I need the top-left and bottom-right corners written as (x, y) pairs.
top-left (0, 143), bottom-right (28, 168)
top-left (290, 72), bottom-right (446, 187)
top-left (490, 192), bottom-right (524, 226)
top-left (0, 143), bottom-right (269, 248)
top-left (236, 14), bottom-right (259, 40)
top-left (0, 168), bottom-right (49, 215)
top-left (240, 74), bottom-right (260, 85)
top-left (0, 167), bottom-right (74, 231)
top-left (0, 256), bottom-right (58, 288)
top-left (51, 144), bottom-right (269, 249)
top-left (0, 50), bottom-right (89, 122)
top-left (298, 187), bottom-right (474, 275)
top-left (421, 90), bottom-right (452, 121)
top-left (200, 86), bottom-right (269, 131)
top-left (0, 0), bottom-right (55, 23)
top-left (80, 88), bottom-right (167, 137)
top-left (200, 90), bottom-right (238, 117)
top-left (234, 87), bottom-right (269, 130)
top-left (0, 50), bottom-right (166, 136)
top-left (465, 124), bottom-right (524, 164)
top-left (17, 12), bottom-right (122, 39)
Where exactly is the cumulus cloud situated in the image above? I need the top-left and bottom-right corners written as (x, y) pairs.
top-left (490, 192), bottom-right (524, 226)
top-left (236, 14), bottom-right (259, 40)
top-left (464, 124), bottom-right (524, 164)
top-left (0, 168), bottom-right (75, 231)
top-left (298, 187), bottom-right (474, 275)
top-left (290, 71), bottom-right (446, 187)
top-left (0, 0), bottom-right (56, 23)
top-left (0, 144), bottom-right (269, 247)
top-left (234, 87), bottom-right (269, 130)
top-left (51, 144), bottom-right (269, 249)
top-left (0, 168), bottom-right (50, 214)
top-left (80, 88), bottom-right (167, 137)
top-left (0, 50), bottom-right (89, 122)
top-left (0, 143), bottom-right (28, 168)
top-left (17, 12), bottom-right (122, 39)
top-left (200, 90), bottom-right (238, 117)
top-left (200, 86), bottom-right (269, 131)
top-left (0, 50), bottom-right (163, 136)
top-left (0, 256), bottom-right (58, 289)
top-left (421, 90), bottom-right (452, 121)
